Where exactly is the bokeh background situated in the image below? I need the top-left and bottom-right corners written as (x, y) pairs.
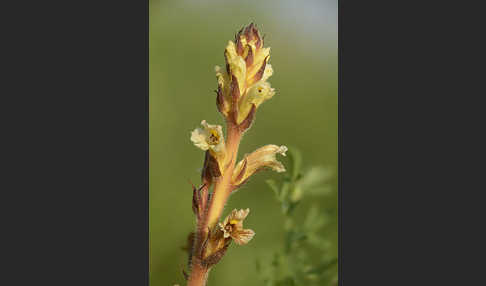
top-left (150, 0), bottom-right (338, 285)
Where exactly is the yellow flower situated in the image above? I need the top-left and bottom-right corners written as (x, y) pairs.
top-left (237, 81), bottom-right (275, 123)
top-left (232, 145), bottom-right (287, 186)
top-left (218, 208), bottom-right (255, 245)
top-left (224, 41), bottom-right (247, 94)
top-left (215, 23), bottom-right (275, 125)
top-left (190, 120), bottom-right (226, 161)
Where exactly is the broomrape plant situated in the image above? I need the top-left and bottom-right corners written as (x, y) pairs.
top-left (183, 23), bottom-right (287, 286)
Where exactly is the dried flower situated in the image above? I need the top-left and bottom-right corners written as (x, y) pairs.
top-left (232, 145), bottom-right (287, 186)
top-left (218, 208), bottom-right (255, 245)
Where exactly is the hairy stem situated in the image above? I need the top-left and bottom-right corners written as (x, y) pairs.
top-left (206, 122), bottom-right (241, 228)
top-left (187, 122), bottom-right (242, 286)
top-left (187, 261), bottom-right (208, 286)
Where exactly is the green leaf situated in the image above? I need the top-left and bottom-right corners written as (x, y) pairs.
top-left (257, 147), bottom-right (338, 286)
top-left (305, 258), bottom-right (338, 275)
top-left (304, 205), bottom-right (320, 229)
top-left (279, 182), bottom-right (291, 203)
top-left (266, 179), bottom-right (280, 200)
top-left (306, 186), bottom-right (331, 196)
top-left (299, 166), bottom-right (331, 190)
top-left (287, 200), bottom-right (301, 215)
top-left (290, 185), bottom-right (303, 203)
top-left (285, 229), bottom-right (308, 253)
top-left (286, 147), bottom-right (302, 181)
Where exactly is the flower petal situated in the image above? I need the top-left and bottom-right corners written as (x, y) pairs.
top-left (232, 145), bottom-right (287, 185)
top-left (190, 128), bottom-right (210, 150)
top-left (232, 229), bottom-right (255, 245)
top-left (237, 81), bottom-right (275, 123)
top-left (261, 63), bottom-right (273, 82)
top-left (225, 41), bottom-right (247, 93)
top-left (233, 208), bottom-right (250, 221)
top-left (191, 120), bottom-right (226, 158)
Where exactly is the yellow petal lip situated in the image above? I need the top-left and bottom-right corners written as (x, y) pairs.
top-left (190, 128), bottom-right (210, 150)
top-left (190, 120), bottom-right (226, 154)
top-left (218, 208), bottom-right (254, 245)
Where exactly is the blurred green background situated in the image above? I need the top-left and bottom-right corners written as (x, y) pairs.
top-left (150, 0), bottom-right (337, 285)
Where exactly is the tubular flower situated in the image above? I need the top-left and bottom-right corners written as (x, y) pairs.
top-left (215, 23), bottom-right (275, 125)
top-left (190, 120), bottom-right (226, 163)
top-left (232, 145), bottom-right (287, 186)
top-left (218, 208), bottom-right (255, 245)
top-left (237, 81), bottom-right (275, 123)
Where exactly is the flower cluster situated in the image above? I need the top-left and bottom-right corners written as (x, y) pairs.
top-left (185, 23), bottom-right (286, 285)
top-left (215, 23), bottom-right (275, 127)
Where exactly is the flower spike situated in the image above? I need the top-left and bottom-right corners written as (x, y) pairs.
top-left (214, 23), bottom-right (275, 124)
top-left (185, 24), bottom-right (286, 284)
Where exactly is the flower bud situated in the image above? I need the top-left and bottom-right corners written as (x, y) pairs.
top-left (215, 23), bottom-right (275, 124)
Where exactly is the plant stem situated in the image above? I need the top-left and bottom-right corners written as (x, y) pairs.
top-left (187, 261), bottom-right (208, 286)
top-left (206, 122), bottom-right (241, 229)
top-left (187, 121), bottom-right (242, 286)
